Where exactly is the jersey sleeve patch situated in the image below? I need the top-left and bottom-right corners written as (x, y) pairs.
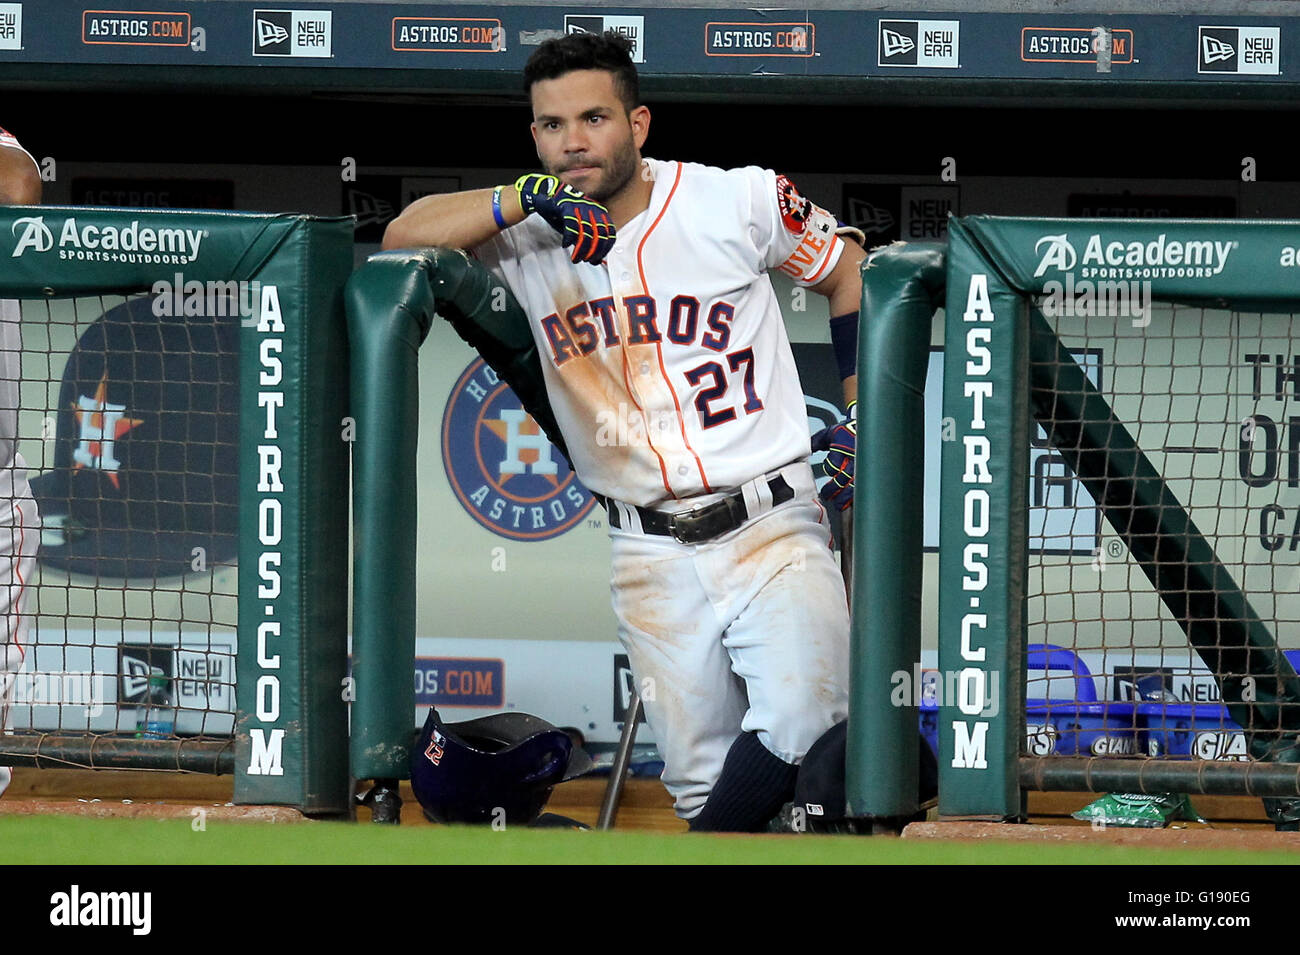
top-left (0, 126), bottom-right (20, 150)
top-left (775, 174), bottom-right (813, 235)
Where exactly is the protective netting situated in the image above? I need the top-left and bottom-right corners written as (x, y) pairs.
top-left (2, 293), bottom-right (238, 763)
top-left (1025, 299), bottom-right (1300, 763)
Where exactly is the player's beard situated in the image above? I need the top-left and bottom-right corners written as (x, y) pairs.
top-left (555, 134), bottom-right (640, 205)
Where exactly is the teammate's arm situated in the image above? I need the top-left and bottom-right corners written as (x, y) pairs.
top-left (382, 187), bottom-right (525, 252)
top-left (809, 239), bottom-right (865, 405)
top-left (0, 144), bottom-right (41, 205)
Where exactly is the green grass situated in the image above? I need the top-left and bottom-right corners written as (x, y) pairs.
top-left (4, 816), bottom-right (1298, 864)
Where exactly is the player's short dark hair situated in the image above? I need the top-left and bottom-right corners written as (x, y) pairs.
top-left (524, 30), bottom-right (640, 113)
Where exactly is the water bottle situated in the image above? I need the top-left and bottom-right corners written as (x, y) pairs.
top-left (134, 674), bottom-right (175, 739)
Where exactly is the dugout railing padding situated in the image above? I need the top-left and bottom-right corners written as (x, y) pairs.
top-left (0, 207), bottom-right (354, 816)
top-left (344, 248), bottom-right (561, 785)
top-left (891, 216), bottom-right (1300, 823)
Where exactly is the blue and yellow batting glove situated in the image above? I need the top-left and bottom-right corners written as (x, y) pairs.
top-left (514, 173), bottom-right (617, 265)
top-left (813, 400), bottom-right (857, 512)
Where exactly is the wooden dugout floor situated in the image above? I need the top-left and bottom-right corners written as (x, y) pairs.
top-left (0, 767), bottom-right (1284, 836)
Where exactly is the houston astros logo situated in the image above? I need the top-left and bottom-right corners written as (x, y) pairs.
top-left (72, 371), bottom-right (143, 487)
top-left (443, 358), bottom-right (594, 541)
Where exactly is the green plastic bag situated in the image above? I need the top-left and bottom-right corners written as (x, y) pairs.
top-left (1071, 792), bottom-right (1203, 828)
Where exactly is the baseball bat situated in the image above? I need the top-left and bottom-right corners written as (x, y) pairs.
top-left (597, 689), bottom-right (643, 830)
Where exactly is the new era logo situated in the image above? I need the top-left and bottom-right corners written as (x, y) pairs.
top-left (253, 11), bottom-right (291, 53)
top-left (563, 15), bottom-right (643, 61)
top-left (846, 198), bottom-right (896, 235)
top-left (1201, 34), bottom-right (1234, 64)
top-left (880, 28), bottom-right (914, 58)
top-left (878, 19), bottom-right (958, 68)
top-left (565, 16), bottom-right (603, 36)
top-left (117, 646), bottom-right (174, 705)
top-left (121, 657), bottom-right (161, 700)
top-left (256, 18), bottom-right (288, 46)
top-left (1198, 25), bottom-right (1279, 74)
top-left (0, 4), bottom-right (20, 50)
top-left (253, 9), bottom-right (330, 57)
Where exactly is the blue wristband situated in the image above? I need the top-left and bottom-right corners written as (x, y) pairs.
top-left (829, 311), bottom-right (859, 380)
top-left (491, 186), bottom-right (508, 228)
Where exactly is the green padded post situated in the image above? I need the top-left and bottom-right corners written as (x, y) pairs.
top-left (345, 249), bottom-right (547, 781)
top-left (846, 241), bottom-right (945, 822)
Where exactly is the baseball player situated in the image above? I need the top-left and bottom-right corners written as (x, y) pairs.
top-left (0, 126), bottom-right (41, 798)
top-left (385, 31), bottom-right (862, 831)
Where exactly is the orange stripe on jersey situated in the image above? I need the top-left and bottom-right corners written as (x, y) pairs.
top-left (635, 162), bottom-right (713, 493)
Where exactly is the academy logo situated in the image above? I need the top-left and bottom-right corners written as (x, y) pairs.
top-left (1033, 234), bottom-right (1077, 275)
top-left (1032, 231), bottom-right (1234, 280)
top-left (1197, 25), bottom-right (1279, 75)
top-left (9, 215), bottom-right (204, 264)
top-left (443, 358), bottom-right (595, 541)
top-left (878, 19), bottom-right (959, 68)
top-left (11, 215), bottom-right (51, 254)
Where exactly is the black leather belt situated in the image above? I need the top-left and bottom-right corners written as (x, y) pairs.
top-left (598, 474), bottom-right (795, 545)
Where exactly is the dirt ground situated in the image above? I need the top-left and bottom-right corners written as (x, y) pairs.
top-left (1, 767), bottom-right (1287, 842)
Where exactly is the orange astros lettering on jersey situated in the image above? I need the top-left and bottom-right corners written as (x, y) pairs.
top-left (778, 227), bottom-right (836, 283)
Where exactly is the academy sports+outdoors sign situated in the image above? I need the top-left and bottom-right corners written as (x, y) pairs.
top-left (11, 214), bottom-right (204, 264)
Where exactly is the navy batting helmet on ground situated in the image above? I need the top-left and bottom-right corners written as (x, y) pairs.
top-left (410, 708), bottom-right (594, 825)
top-left (794, 720), bottom-right (938, 834)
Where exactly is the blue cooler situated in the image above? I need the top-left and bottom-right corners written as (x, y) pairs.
top-left (1024, 645), bottom-right (1140, 756)
top-left (1132, 649), bottom-right (1300, 760)
top-left (1138, 701), bottom-right (1245, 760)
top-left (1131, 650), bottom-right (1300, 760)
top-left (917, 645), bottom-right (1140, 758)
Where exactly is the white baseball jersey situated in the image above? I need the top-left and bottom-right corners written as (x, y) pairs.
top-left (475, 158), bottom-right (845, 507)
top-left (0, 126), bottom-right (41, 798)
